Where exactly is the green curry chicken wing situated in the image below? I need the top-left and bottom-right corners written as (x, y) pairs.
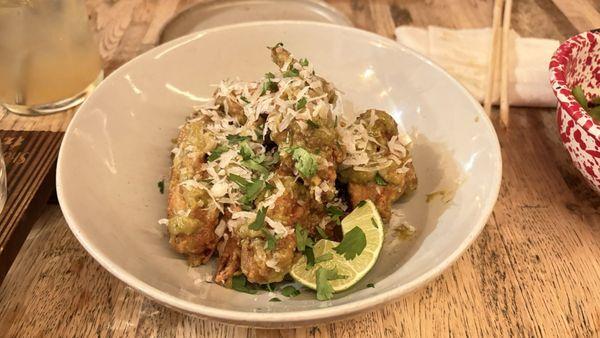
top-left (164, 44), bottom-right (417, 293)
top-left (338, 109), bottom-right (417, 221)
top-left (166, 118), bottom-right (221, 266)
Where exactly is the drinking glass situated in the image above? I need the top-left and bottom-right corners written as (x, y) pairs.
top-left (0, 0), bottom-right (103, 115)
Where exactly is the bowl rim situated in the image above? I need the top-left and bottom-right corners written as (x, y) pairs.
top-left (549, 29), bottom-right (600, 139)
top-left (56, 20), bottom-right (502, 325)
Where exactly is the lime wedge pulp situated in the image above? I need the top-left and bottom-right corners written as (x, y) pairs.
top-left (290, 200), bottom-right (384, 292)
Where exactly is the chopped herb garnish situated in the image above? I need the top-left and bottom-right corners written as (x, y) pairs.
top-left (316, 268), bottom-right (346, 301)
top-left (269, 297), bottom-right (281, 302)
top-left (283, 68), bottom-right (300, 78)
top-left (316, 226), bottom-right (329, 239)
top-left (240, 179), bottom-right (265, 205)
top-left (289, 146), bottom-right (317, 178)
top-left (295, 223), bottom-right (313, 252)
top-left (239, 141), bottom-right (254, 160)
top-left (242, 160), bottom-right (269, 176)
top-left (305, 246), bottom-right (315, 269)
top-left (240, 96), bottom-right (250, 104)
top-left (231, 275), bottom-right (257, 294)
top-left (249, 207), bottom-right (267, 230)
top-left (366, 283), bottom-right (375, 288)
top-left (357, 200), bottom-right (367, 208)
top-left (296, 97), bottom-right (307, 110)
top-left (306, 119), bottom-right (319, 129)
top-left (326, 206), bottom-right (344, 225)
top-left (261, 78), bottom-right (279, 95)
top-left (262, 229), bottom-right (277, 250)
top-left (207, 145), bottom-right (229, 161)
top-left (315, 252), bottom-right (333, 264)
top-left (227, 134), bottom-right (250, 144)
top-left (333, 227), bottom-right (367, 260)
top-left (371, 217), bottom-right (379, 229)
top-left (157, 179), bottom-right (165, 194)
top-left (300, 58), bottom-right (309, 67)
top-left (374, 172), bottom-right (388, 186)
top-left (228, 174), bottom-right (250, 188)
top-left (281, 285), bottom-right (301, 297)
top-left (265, 72), bottom-right (276, 79)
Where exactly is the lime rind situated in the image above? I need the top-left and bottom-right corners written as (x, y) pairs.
top-left (290, 200), bottom-right (384, 292)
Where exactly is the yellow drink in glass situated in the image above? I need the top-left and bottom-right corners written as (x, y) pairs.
top-left (0, 0), bottom-right (103, 115)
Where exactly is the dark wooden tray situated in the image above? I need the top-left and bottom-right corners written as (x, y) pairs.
top-left (0, 130), bottom-right (63, 284)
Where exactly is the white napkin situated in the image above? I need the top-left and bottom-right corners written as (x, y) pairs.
top-left (395, 25), bottom-right (559, 107)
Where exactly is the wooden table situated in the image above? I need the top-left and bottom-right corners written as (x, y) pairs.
top-left (1, 0), bottom-right (599, 336)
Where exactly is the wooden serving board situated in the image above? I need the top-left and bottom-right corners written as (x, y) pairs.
top-left (0, 130), bottom-right (63, 284)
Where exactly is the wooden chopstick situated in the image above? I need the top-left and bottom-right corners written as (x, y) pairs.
top-left (500, 0), bottom-right (513, 127)
top-left (484, 0), bottom-right (504, 116)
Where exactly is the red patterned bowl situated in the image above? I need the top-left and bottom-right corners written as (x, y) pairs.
top-left (549, 30), bottom-right (600, 193)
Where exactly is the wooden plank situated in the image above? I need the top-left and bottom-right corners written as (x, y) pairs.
top-left (0, 130), bottom-right (63, 284)
top-left (1, 0), bottom-right (600, 337)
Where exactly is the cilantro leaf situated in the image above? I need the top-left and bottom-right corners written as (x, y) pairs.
top-left (374, 172), bottom-right (387, 186)
top-left (307, 119), bottom-right (319, 129)
top-left (326, 206), bottom-right (344, 225)
top-left (227, 134), bottom-right (250, 144)
top-left (207, 145), bottom-right (229, 161)
top-left (240, 179), bottom-right (266, 205)
top-left (366, 283), bottom-right (375, 288)
top-left (269, 297), bottom-right (281, 302)
top-left (231, 275), bottom-right (257, 294)
top-left (316, 268), bottom-right (346, 301)
top-left (296, 97), bottom-right (307, 110)
top-left (305, 246), bottom-right (315, 269)
top-left (333, 227), bottom-right (367, 260)
top-left (238, 141), bottom-right (254, 160)
top-left (283, 68), bottom-right (299, 78)
top-left (228, 174), bottom-right (250, 188)
top-left (315, 252), bottom-right (333, 264)
top-left (281, 285), bottom-right (301, 298)
top-left (295, 223), bottom-right (313, 252)
top-left (249, 207), bottom-right (267, 231)
top-left (357, 200), bottom-right (366, 208)
top-left (261, 78), bottom-right (278, 95)
top-left (371, 217), bottom-right (379, 229)
top-left (157, 179), bottom-right (165, 194)
top-left (240, 96), bottom-right (250, 104)
top-left (300, 58), bottom-right (309, 67)
top-left (262, 229), bottom-right (277, 251)
top-left (242, 160), bottom-right (269, 176)
top-left (316, 226), bottom-right (329, 239)
top-left (290, 147), bottom-right (317, 178)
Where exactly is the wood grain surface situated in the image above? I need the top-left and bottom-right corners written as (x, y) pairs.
top-left (1, 0), bottom-right (599, 337)
top-left (0, 131), bottom-right (63, 285)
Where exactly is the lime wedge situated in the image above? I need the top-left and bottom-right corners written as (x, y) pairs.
top-left (290, 200), bottom-right (384, 292)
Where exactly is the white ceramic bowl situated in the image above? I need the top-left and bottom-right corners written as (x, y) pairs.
top-left (57, 21), bottom-right (501, 327)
